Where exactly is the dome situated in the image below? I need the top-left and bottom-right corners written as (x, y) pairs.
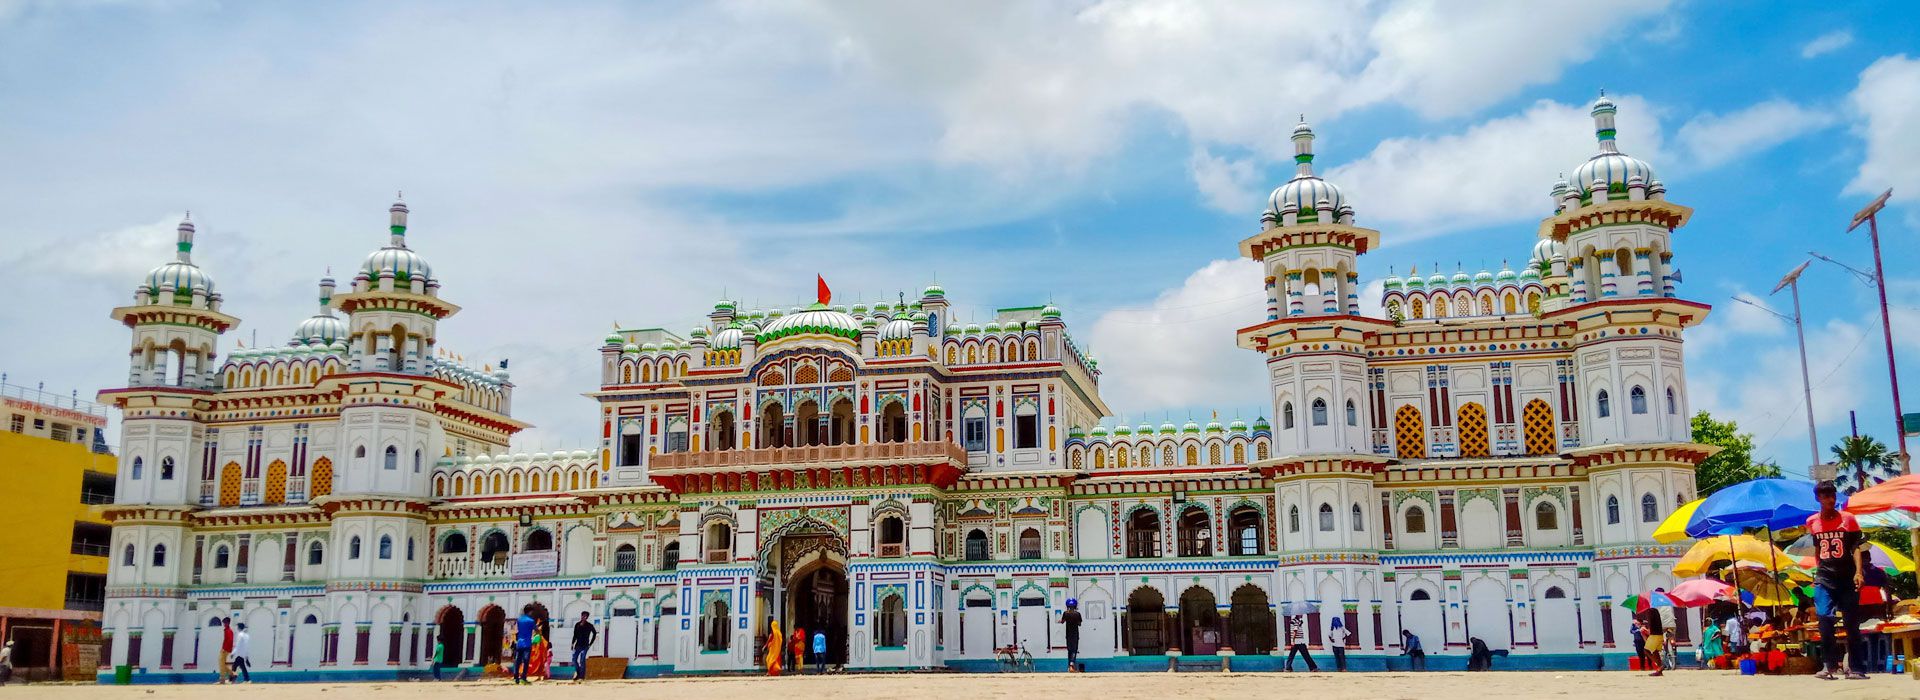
top-left (1263, 120), bottom-right (1350, 222)
top-left (1112, 425), bottom-right (1132, 436)
top-left (1251, 417), bottom-right (1271, 431)
top-left (621, 343), bottom-right (639, 354)
top-left (1181, 421), bottom-right (1201, 434)
top-left (1205, 420), bottom-right (1224, 433)
top-left (983, 322), bottom-right (1002, 334)
top-left (1403, 270), bottom-right (1426, 290)
top-left (1228, 418), bottom-right (1248, 431)
top-left (142, 261), bottom-right (214, 303)
top-left (1472, 270), bottom-right (1495, 286)
top-left (879, 318), bottom-right (914, 341)
top-left (689, 327), bottom-right (708, 338)
top-left (1530, 238), bottom-right (1566, 268)
top-left (713, 299), bottom-right (735, 311)
top-left (1570, 93), bottom-right (1655, 198)
top-left (1494, 264), bottom-right (1518, 284)
top-left (1040, 304), bottom-right (1061, 319)
top-left (710, 327), bottom-right (743, 350)
top-left (1518, 267), bottom-right (1542, 283)
top-left (964, 323), bottom-right (982, 335)
top-left (922, 283), bottom-right (945, 297)
top-left (604, 331), bottom-right (624, 345)
top-left (293, 314), bottom-right (347, 346)
top-left (757, 305), bottom-right (861, 344)
top-left (1158, 422), bottom-right (1177, 435)
top-left (1088, 426), bottom-right (1109, 438)
top-left (1383, 271), bottom-right (1404, 290)
top-left (1426, 271), bottom-right (1448, 288)
top-left (1450, 269), bottom-right (1471, 286)
top-left (1136, 423), bottom-right (1154, 435)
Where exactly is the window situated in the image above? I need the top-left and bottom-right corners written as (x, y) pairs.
top-left (1410, 589), bottom-right (1432, 601)
top-left (703, 599), bottom-right (731, 652)
top-left (131, 457), bottom-right (143, 480)
top-left (704, 523), bottom-right (731, 563)
top-left (7, 414), bottom-right (20, 433)
top-left (378, 535), bottom-right (393, 559)
top-left (406, 537), bottom-right (415, 561)
top-left (1311, 399), bottom-right (1328, 426)
top-left (526, 529), bottom-right (553, 551)
top-left (1282, 402), bottom-right (1295, 429)
top-left (1230, 507), bottom-right (1263, 555)
top-left (964, 530), bottom-right (989, 561)
top-left (441, 532), bottom-right (468, 554)
top-left (877, 595), bottom-right (907, 648)
top-left (160, 456), bottom-right (174, 480)
top-left (1346, 400), bottom-right (1358, 426)
top-left (1176, 507), bottom-right (1210, 557)
top-left (1596, 390), bottom-right (1611, 418)
top-left (1351, 503), bottom-right (1364, 531)
top-left (355, 445), bottom-right (366, 460)
top-left (1666, 387), bottom-right (1678, 415)
top-left (1288, 506), bottom-right (1300, 533)
top-left (614, 544), bottom-right (637, 572)
top-left (1014, 409), bottom-right (1038, 450)
top-left (1543, 587), bottom-right (1567, 599)
top-left (1640, 493), bottom-right (1658, 522)
top-left (962, 415), bottom-right (987, 452)
top-left (349, 536), bottom-right (362, 560)
top-left (1126, 510), bottom-right (1161, 558)
top-left (1535, 502), bottom-right (1558, 530)
top-left (618, 430), bottom-right (642, 467)
top-left (308, 541), bottom-right (324, 566)
top-left (383, 445), bottom-right (398, 470)
top-left (665, 427), bottom-right (689, 453)
top-left (1018, 528), bottom-right (1042, 560)
top-left (1629, 386), bottom-right (1647, 415)
top-left (1317, 503), bottom-right (1334, 532)
top-left (413, 449), bottom-right (423, 473)
top-left (215, 545), bottom-right (230, 568)
top-left (877, 516), bottom-right (906, 557)
top-left (1606, 496), bottom-right (1620, 524)
top-left (1405, 506), bottom-right (1428, 534)
top-left (152, 544), bottom-right (167, 567)
top-left (662, 542), bottom-right (679, 571)
top-left (121, 544), bottom-right (135, 566)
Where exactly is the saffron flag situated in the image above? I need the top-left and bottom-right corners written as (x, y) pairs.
top-left (817, 274), bottom-right (832, 306)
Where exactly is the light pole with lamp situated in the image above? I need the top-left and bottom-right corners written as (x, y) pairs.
top-left (1847, 189), bottom-right (1908, 474)
top-left (1732, 261), bottom-right (1821, 470)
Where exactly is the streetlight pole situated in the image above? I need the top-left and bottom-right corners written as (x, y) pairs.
top-left (1848, 189), bottom-right (1908, 473)
top-left (1772, 262), bottom-right (1821, 469)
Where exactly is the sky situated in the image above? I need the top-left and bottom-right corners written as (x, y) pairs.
top-left (2, 0), bottom-right (1917, 476)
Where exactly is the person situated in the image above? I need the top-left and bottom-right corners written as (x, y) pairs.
top-left (1284, 615), bottom-right (1317, 672)
top-left (1631, 618), bottom-right (1650, 671)
top-left (513, 605), bottom-right (536, 684)
top-left (0, 640), bottom-right (13, 686)
top-left (1639, 608), bottom-right (1665, 677)
top-left (1809, 480), bottom-right (1869, 680)
top-left (789, 626), bottom-right (807, 675)
top-left (230, 623), bottom-right (253, 683)
top-left (1467, 637), bottom-right (1490, 671)
top-left (1400, 630), bottom-right (1425, 671)
top-left (764, 619), bottom-right (783, 676)
top-left (1327, 618), bottom-right (1349, 672)
top-left (1701, 617), bottom-right (1724, 666)
top-left (530, 627), bottom-right (551, 681)
top-left (1061, 599), bottom-right (1084, 673)
top-left (1724, 611), bottom-right (1744, 658)
top-left (812, 629), bottom-right (827, 674)
top-left (218, 617), bottom-right (234, 684)
top-left (571, 612), bottom-right (596, 682)
top-left (432, 637), bottom-right (445, 681)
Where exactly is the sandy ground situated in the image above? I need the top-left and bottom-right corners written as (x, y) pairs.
top-left (7, 671), bottom-right (1916, 700)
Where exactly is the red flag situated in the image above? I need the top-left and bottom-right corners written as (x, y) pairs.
top-left (817, 274), bottom-right (831, 306)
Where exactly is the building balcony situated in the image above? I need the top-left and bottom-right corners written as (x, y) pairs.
top-left (434, 554), bottom-right (510, 579)
top-left (648, 440), bottom-right (970, 493)
top-left (651, 440), bottom-right (968, 472)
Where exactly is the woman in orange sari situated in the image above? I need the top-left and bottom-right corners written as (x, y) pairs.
top-left (764, 620), bottom-right (783, 676)
top-left (530, 628), bottom-right (551, 680)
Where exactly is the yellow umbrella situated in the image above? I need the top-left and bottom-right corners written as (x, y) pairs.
top-left (1671, 535), bottom-right (1794, 577)
top-left (1722, 568), bottom-right (1799, 606)
top-left (1653, 498), bottom-right (1705, 544)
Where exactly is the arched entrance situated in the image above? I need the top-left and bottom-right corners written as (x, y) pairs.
top-left (436, 606), bottom-right (466, 667)
top-left (764, 526), bottom-right (850, 668)
top-left (1179, 587), bottom-right (1221, 654)
top-left (1228, 584), bottom-right (1275, 654)
top-left (1123, 587), bottom-right (1167, 655)
top-left (789, 563), bottom-right (849, 665)
top-left (477, 605), bottom-right (505, 665)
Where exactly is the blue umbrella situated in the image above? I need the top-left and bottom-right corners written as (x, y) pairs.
top-left (1686, 478), bottom-right (1828, 537)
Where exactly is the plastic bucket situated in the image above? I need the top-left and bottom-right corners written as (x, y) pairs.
top-left (113, 665), bottom-right (133, 684)
top-left (1628, 656), bottom-right (1641, 671)
top-left (1738, 658), bottom-right (1757, 676)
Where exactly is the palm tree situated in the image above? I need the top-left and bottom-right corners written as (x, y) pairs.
top-left (1831, 435), bottom-right (1899, 496)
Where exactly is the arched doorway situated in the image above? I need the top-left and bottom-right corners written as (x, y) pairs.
top-left (476, 605), bottom-right (505, 666)
top-left (1228, 584), bottom-right (1275, 654)
top-left (1179, 587), bottom-right (1221, 654)
top-left (788, 563), bottom-right (849, 665)
top-left (1124, 587), bottom-right (1166, 655)
top-left (436, 606), bottom-right (466, 667)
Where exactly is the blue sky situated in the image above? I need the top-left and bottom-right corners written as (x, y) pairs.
top-left (1, 1), bottom-right (1917, 475)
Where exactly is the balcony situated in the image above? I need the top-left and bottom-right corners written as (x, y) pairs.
top-left (651, 440), bottom-right (968, 471)
top-left (435, 554), bottom-right (510, 578)
top-left (71, 542), bottom-right (110, 557)
top-left (877, 543), bottom-right (905, 558)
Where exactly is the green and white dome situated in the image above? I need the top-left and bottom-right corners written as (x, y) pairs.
top-left (757, 304), bottom-right (861, 344)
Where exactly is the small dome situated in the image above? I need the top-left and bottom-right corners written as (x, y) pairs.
top-left (622, 343), bottom-right (639, 354)
top-left (1450, 269), bottom-right (1472, 286)
top-left (292, 314), bottom-right (347, 346)
top-left (1530, 238), bottom-right (1566, 268)
top-left (141, 261), bottom-right (215, 304)
top-left (964, 323), bottom-right (983, 335)
top-left (1228, 418), bottom-right (1248, 431)
top-left (922, 283), bottom-right (945, 297)
top-left (983, 322), bottom-right (1002, 334)
top-left (757, 305), bottom-right (861, 344)
top-left (1040, 304), bottom-right (1061, 319)
top-left (1403, 271), bottom-right (1426, 289)
top-left (1113, 425), bottom-right (1133, 436)
top-left (1251, 417), bottom-right (1271, 431)
top-left (604, 331), bottom-right (623, 344)
top-left (879, 318), bottom-right (914, 341)
top-left (1088, 426), bottom-right (1108, 438)
top-left (1472, 270), bottom-right (1495, 286)
top-left (1205, 420), bottom-right (1224, 433)
top-left (1427, 271), bottom-right (1448, 288)
top-left (1383, 272), bottom-right (1404, 290)
top-left (1181, 421), bottom-right (1201, 434)
top-left (1267, 177), bottom-right (1347, 220)
top-left (1518, 267), bottom-right (1542, 283)
top-left (713, 299), bottom-right (735, 311)
top-left (1158, 422), bottom-right (1177, 435)
top-left (689, 327), bottom-right (708, 338)
top-left (1494, 264), bottom-right (1518, 283)
top-left (710, 328), bottom-right (743, 350)
top-left (1136, 423), bottom-right (1155, 435)
top-left (640, 342), bottom-right (659, 352)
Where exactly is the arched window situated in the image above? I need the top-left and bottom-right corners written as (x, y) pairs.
top-left (1596, 390), bottom-right (1611, 418)
top-left (525, 529), bottom-right (553, 551)
top-left (704, 522), bottom-right (730, 563)
top-left (1629, 386), bottom-right (1648, 414)
top-left (378, 535), bottom-right (393, 559)
top-left (1126, 510), bottom-right (1161, 558)
top-left (441, 532), bottom-right (468, 554)
top-left (1288, 505), bottom-right (1300, 533)
top-left (355, 445), bottom-right (366, 460)
top-left (383, 445), bottom-right (398, 470)
top-left (1640, 493), bottom-right (1658, 522)
top-left (349, 536), bottom-right (362, 560)
top-left (1229, 507), bottom-right (1263, 555)
top-left (1666, 387), bottom-right (1678, 415)
top-left (1018, 528), bottom-right (1043, 560)
top-left (1410, 589), bottom-right (1432, 601)
top-left (614, 544), bottom-right (637, 572)
top-left (122, 544), bottom-right (135, 566)
top-left (152, 543), bottom-right (167, 567)
top-left (1282, 402), bottom-right (1295, 429)
top-left (215, 545), bottom-right (231, 568)
top-left (413, 449), bottom-right (423, 473)
top-left (1310, 399), bottom-right (1328, 426)
top-left (1606, 495), bottom-right (1621, 524)
top-left (662, 541), bottom-right (680, 571)
top-left (964, 529), bottom-right (990, 561)
top-left (161, 456), bottom-right (174, 480)
top-left (406, 537), bottom-right (415, 561)
top-left (877, 516), bottom-right (906, 557)
top-left (1176, 507), bottom-right (1210, 557)
top-left (308, 540), bottom-right (324, 566)
top-left (131, 457), bottom-right (144, 480)
top-left (1543, 587), bottom-right (1567, 599)
top-left (1317, 503), bottom-right (1334, 532)
top-left (1405, 506), bottom-right (1428, 534)
top-left (1534, 502), bottom-right (1558, 530)
top-left (877, 594), bottom-right (908, 648)
top-left (1351, 503), bottom-right (1365, 531)
top-left (1345, 400), bottom-right (1358, 426)
top-left (703, 599), bottom-right (731, 652)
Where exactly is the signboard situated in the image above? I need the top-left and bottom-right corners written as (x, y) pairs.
top-left (510, 550), bottom-right (559, 579)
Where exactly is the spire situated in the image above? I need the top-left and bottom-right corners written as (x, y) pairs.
top-left (176, 212), bottom-right (195, 263)
top-left (317, 276), bottom-right (337, 316)
top-left (1591, 90), bottom-right (1619, 153)
top-left (1291, 116), bottom-right (1316, 178)
top-left (388, 192), bottom-right (409, 246)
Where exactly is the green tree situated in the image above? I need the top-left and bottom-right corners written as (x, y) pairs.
top-left (1691, 411), bottom-right (1781, 495)
top-left (1831, 434), bottom-right (1900, 496)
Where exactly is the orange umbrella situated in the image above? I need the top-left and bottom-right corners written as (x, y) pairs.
top-left (1844, 474), bottom-right (1920, 514)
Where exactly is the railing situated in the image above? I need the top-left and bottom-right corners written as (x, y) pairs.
top-left (64, 596), bottom-right (105, 612)
top-left (434, 554), bottom-right (510, 578)
top-left (651, 440), bottom-right (968, 470)
top-left (71, 542), bottom-right (110, 557)
top-left (0, 381), bottom-right (111, 420)
top-left (704, 548), bottom-right (730, 564)
top-left (878, 543), bottom-right (905, 558)
top-left (80, 491), bottom-right (114, 505)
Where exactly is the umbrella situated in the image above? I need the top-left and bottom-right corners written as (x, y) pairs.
top-left (1280, 600), bottom-right (1316, 616)
top-left (1721, 569), bottom-right (1798, 606)
top-left (1785, 536), bottom-right (1915, 573)
top-left (1667, 579), bottom-right (1734, 607)
top-left (1688, 478), bottom-right (1827, 537)
top-left (1653, 498), bottom-right (1706, 544)
top-left (1671, 535), bottom-right (1795, 577)
top-left (1857, 509), bottom-right (1920, 529)
top-left (1843, 474), bottom-right (1920, 514)
top-left (1618, 590), bottom-right (1677, 613)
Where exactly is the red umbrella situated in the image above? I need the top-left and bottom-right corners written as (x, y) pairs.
top-left (1667, 579), bottom-right (1734, 607)
top-left (1843, 474), bottom-right (1920, 514)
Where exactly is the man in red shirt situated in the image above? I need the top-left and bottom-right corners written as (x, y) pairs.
top-left (1807, 480), bottom-right (1869, 680)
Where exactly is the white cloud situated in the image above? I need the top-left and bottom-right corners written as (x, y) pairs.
top-left (1848, 55), bottom-right (1920, 216)
top-left (1675, 99), bottom-right (1837, 169)
top-left (1688, 311), bottom-right (1877, 471)
top-left (1187, 148), bottom-right (1262, 213)
top-left (1324, 96), bottom-right (1665, 241)
top-left (1085, 258), bottom-right (1268, 419)
top-left (1801, 30), bottom-right (1854, 59)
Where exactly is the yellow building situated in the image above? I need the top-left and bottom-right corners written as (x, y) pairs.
top-left (0, 382), bottom-right (116, 680)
